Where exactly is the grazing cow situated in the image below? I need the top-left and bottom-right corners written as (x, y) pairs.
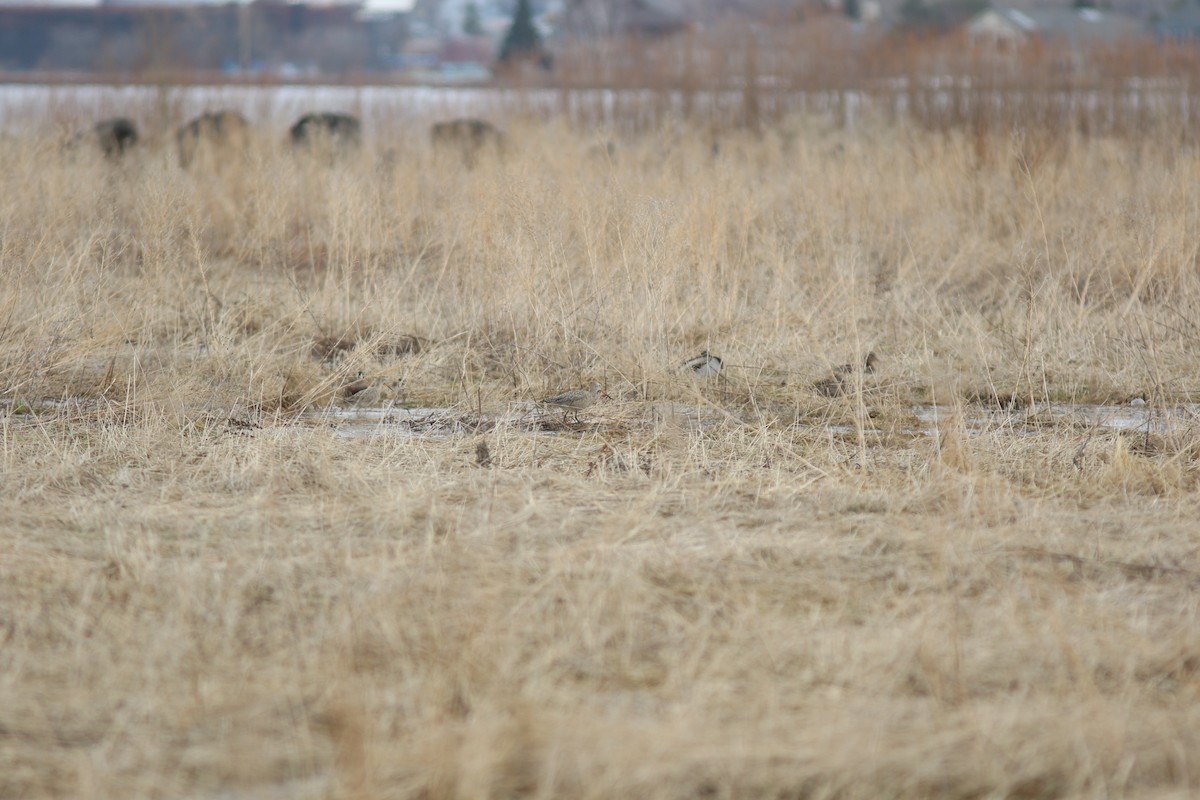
top-left (176, 110), bottom-right (250, 169)
top-left (289, 112), bottom-right (362, 153)
top-left (90, 118), bottom-right (139, 159)
top-left (430, 118), bottom-right (505, 166)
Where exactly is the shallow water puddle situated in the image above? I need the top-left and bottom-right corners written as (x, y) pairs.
top-left (314, 400), bottom-right (721, 438)
top-left (314, 405), bottom-right (484, 438)
top-left (4, 397), bottom-right (1187, 439)
top-left (910, 403), bottom-right (1200, 436)
top-left (312, 401), bottom-right (1200, 440)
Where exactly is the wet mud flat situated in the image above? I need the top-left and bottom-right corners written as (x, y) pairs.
top-left (315, 400), bottom-right (1200, 440)
top-left (3, 395), bottom-right (1194, 442)
top-left (310, 402), bottom-right (702, 438)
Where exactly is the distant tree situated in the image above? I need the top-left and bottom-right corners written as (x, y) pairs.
top-left (499, 0), bottom-right (542, 62)
top-left (463, 2), bottom-right (484, 36)
top-left (844, 0), bottom-right (862, 21)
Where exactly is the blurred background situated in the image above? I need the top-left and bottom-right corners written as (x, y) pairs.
top-left (1, 0), bottom-right (1198, 142)
top-left (0, 0), bottom-right (1197, 86)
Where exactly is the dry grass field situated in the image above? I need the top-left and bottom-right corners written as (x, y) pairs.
top-left (2, 108), bottom-right (1200, 799)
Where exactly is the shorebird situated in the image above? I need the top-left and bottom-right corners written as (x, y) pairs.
top-left (814, 352), bottom-right (879, 397)
top-left (339, 372), bottom-right (402, 405)
top-left (682, 350), bottom-right (723, 377)
top-left (541, 381), bottom-right (605, 423)
top-left (340, 371), bottom-right (371, 399)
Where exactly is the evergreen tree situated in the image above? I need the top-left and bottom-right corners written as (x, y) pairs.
top-left (499, 0), bottom-right (541, 62)
top-left (463, 2), bottom-right (484, 36)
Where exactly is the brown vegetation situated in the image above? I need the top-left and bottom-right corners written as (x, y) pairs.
top-left (550, 27), bottom-right (1200, 142)
top-left (2, 104), bottom-right (1200, 799)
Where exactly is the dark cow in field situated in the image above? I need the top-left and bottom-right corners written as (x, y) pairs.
top-left (92, 117), bottom-right (139, 159)
top-left (289, 112), bottom-right (362, 153)
top-left (430, 118), bottom-right (505, 166)
top-left (176, 110), bottom-right (250, 169)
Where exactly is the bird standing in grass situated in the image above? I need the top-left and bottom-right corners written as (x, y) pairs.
top-left (683, 350), bottom-right (723, 377)
top-left (338, 371), bottom-right (402, 406)
top-left (541, 381), bottom-right (605, 422)
top-left (340, 371), bottom-right (371, 399)
top-left (475, 440), bottom-right (492, 467)
top-left (814, 352), bottom-right (879, 397)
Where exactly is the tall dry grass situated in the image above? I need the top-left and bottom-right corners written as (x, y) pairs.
top-left (2, 109), bottom-right (1200, 799)
top-left (550, 27), bottom-right (1200, 143)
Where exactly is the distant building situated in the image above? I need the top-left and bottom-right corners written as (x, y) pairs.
top-left (965, 5), bottom-right (1146, 48)
top-left (0, 1), bottom-right (408, 75)
top-left (358, 0), bottom-right (416, 20)
top-left (562, 0), bottom-right (687, 38)
top-left (965, 6), bottom-right (1034, 45)
top-left (894, 0), bottom-right (986, 34)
